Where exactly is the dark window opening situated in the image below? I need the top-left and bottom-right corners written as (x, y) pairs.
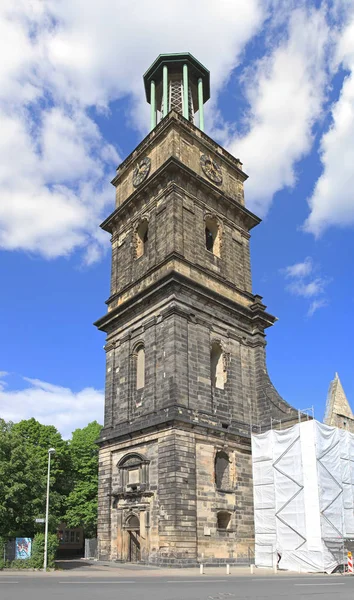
top-left (206, 227), bottom-right (214, 251)
top-left (204, 217), bottom-right (220, 257)
top-left (215, 450), bottom-right (230, 490)
top-left (217, 511), bottom-right (231, 530)
top-left (126, 514), bottom-right (140, 530)
top-left (136, 220), bottom-right (149, 258)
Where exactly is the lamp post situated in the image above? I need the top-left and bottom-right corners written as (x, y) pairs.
top-left (44, 447), bottom-right (55, 571)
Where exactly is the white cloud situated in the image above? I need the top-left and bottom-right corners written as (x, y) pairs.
top-left (0, 374), bottom-right (104, 439)
top-left (286, 277), bottom-right (327, 298)
top-left (2, 0), bottom-right (353, 258)
top-left (307, 298), bottom-right (328, 317)
top-left (282, 256), bottom-right (313, 279)
top-left (304, 11), bottom-right (354, 235)
top-left (0, 0), bottom-right (267, 261)
top-left (281, 256), bottom-right (330, 316)
top-left (228, 6), bottom-right (330, 216)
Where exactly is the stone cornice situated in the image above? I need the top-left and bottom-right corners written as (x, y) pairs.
top-left (104, 251), bottom-right (254, 311)
top-left (101, 157), bottom-right (259, 235)
top-left (97, 405), bottom-right (254, 448)
top-left (111, 111), bottom-right (247, 187)
top-left (95, 272), bottom-right (276, 347)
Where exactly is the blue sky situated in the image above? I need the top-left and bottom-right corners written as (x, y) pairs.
top-left (1, 0), bottom-right (354, 437)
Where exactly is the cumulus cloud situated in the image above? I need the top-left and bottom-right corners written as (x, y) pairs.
top-left (282, 256), bottom-right (313, 279)
top-left (228, 6), bottom-right (330, 216)
top-left (304, 9), bottom-right (354, 236)
top-left (0, 373), bottom-right (104, 439)
top-left (307, 298), bottom-right (328, 317)
top-left (281, 257), bottom-right (330, 316)
top-left (0, 0), bottom-right (266, 261)
top-left (2, 0), bottom-right (354, 260)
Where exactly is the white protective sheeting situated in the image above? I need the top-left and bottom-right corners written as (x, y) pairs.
top-left (252, 420), bottom-right (354, 573)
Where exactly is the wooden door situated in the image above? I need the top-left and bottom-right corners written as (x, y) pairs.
top-left (129, 531), bottom-right (141, 562)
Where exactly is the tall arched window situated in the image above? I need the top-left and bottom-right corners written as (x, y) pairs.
top-left (136, 220), bottom-right (149, 258)
top-left (215, 451), bottom-right (230, 490)
top-left (205, 216), bottom-right (220, 257)
top-left (211, 341), bottom-right (225, 389)
top-left (136, 344), bottom-right (145, 390)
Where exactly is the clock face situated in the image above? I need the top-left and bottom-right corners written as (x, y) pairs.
top-left (133, 157), bottom-right (151, 188)
top-left (200, 154), bottom-right (222, 185)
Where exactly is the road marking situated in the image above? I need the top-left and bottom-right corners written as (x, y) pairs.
top-left (0, 582), bottom-right (18, 584)
top-left (294, 583), bottom-right (345, 587)
top-left (59, 581), bottom-right (136, 584)
top-left (251, 577), bottom-right (337, 581)
top-left (166, 580), bottom-right (229, 583)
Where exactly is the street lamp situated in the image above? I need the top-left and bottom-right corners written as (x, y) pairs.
top-left (44, 447), bottom-right (55, 571)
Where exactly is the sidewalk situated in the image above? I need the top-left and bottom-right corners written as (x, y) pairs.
top-left (0, 559), bottom-right (347, 578)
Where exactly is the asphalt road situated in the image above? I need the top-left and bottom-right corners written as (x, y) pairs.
top-left (0, 574), bottom-right (353, 600)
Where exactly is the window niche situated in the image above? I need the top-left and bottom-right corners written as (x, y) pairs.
top-left (118, 453), bottom-right (149, 492)
top-left (135, 344), bottom-right (145, 390)
top-left (131, 342), bottom-right (145, 394)
top-left (217, 511), bottom-right (231, 530)
top-left (215, 450), bottom-right (230, 490)
top-left (135, 219), bottom-right (149, 258)
top-left (210, 341), bottom-right (227, 389)
top-left (205, 216), bottom-right (221, 257)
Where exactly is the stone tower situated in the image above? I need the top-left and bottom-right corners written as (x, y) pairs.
top-left (95, 53), bottom-right (299, 565)
top-left (324, 373), bottom-right (354, 432)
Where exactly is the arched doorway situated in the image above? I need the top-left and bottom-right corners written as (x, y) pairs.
top-left (126, 514), bottom-right (140, 562)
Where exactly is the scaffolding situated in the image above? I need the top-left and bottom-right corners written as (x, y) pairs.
top-left (252, 420), bottom-right (354, 573)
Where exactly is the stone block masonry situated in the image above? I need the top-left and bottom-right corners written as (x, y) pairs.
top-left (95, 105), bottom-right (300, 564)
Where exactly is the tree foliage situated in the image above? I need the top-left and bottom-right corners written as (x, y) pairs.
top-left (0, 418), bottom-right (102, 541)
top-left (64, 421), bottom-right (102, 538)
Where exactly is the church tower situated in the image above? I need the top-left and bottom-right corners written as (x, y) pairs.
top-left (95, 53), bottom-right (299, 564)
top-left (324, 373), bottom-right (354, 432)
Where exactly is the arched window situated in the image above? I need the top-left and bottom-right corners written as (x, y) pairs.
top-left (215, 451), bottom-right (230, 490)
top-left (211, 341), bottom-right (226, 389)
top-left (118, 453), bottom-right (149, 492)
top-left (136, 220), bottom-right (149, 258)
top-left (205, 217), bottom-right (220, 257)
top-left (136, 345), bottom-right (145, 390)
top-left (126, 514), bottom-right (140, 530)
top-left (217, 511), bottom-right (231, 530)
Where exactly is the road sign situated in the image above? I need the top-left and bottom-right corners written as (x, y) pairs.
top-left (35, 518), bottom-right (45, 523)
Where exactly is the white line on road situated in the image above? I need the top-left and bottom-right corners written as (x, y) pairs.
top-left (294, 583), bottom-right (345, 586)
top-left (59, 581), bottom-right (136, 584)
top-left (166, 580), bottom-right (230, 583)
top-left (251, 577), bottom-right (342, 582)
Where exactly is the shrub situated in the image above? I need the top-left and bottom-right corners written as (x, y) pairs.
top-left (29, 533), bottom-right (58, 569)
top-left (0, 537), bottom-right (5, 570)
top-left (9, 559), bottom-right (30, 569)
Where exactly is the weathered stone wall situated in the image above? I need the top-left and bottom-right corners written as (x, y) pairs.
top-left (113, 112), bottom-right (245, 209)
top-left (97, 426), bottom-right (254, 564)
top-left (196, 438), bottom-right (254, 562)
top-left (108, 171), bottom-right (253, 312)
top-left (96, 113), bottom-right (300, 564)
top-left (101, 288), bottom-right (297, 435)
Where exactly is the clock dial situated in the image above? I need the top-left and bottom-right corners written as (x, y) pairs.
top-left (200, 154), bottom-right (222, 185)
top-left (133, 157), bottom-right (151, 187)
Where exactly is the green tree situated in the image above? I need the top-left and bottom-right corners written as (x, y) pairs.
top-left (64, 421), bottom-right (102, 538)
top-left (0, 418), bottom-right (71, 539)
